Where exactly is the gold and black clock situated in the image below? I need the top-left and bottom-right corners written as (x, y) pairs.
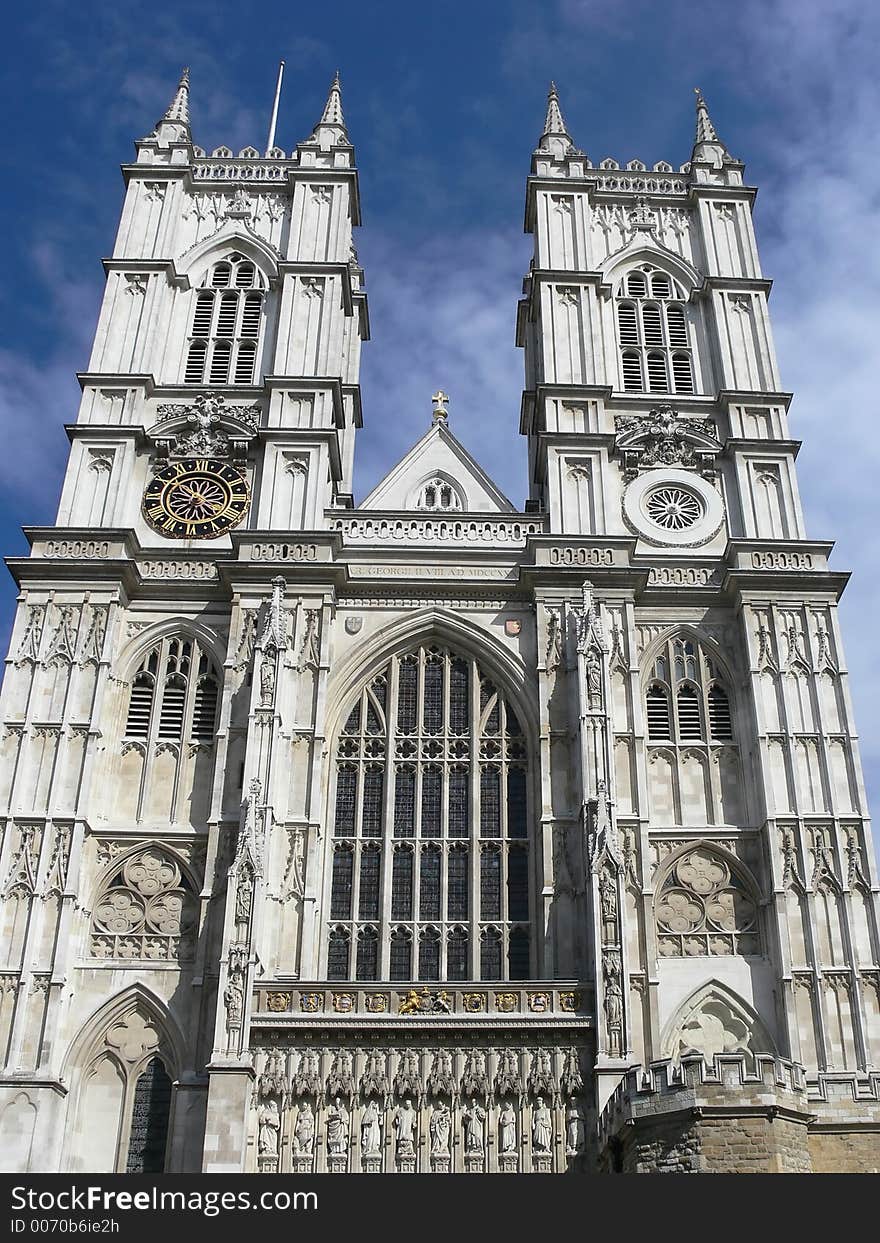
top-left (142, 458), bottom-right (250, 540)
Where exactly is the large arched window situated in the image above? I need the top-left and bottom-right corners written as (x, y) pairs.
top-left (616, 265), bottom-right (695, 396)
top-left (184, 253), bottom-right (265, 386)
top-left (326, 643), bottom-right (532, 982)
top-left (124, 636), bottom-right (220, 747)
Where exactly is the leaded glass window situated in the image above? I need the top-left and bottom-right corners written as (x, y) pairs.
top-left (326, 643), bottom-right (532, 980)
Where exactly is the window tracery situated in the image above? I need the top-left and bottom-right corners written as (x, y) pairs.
top-left (89, 848), bottom-right (197, 961)
top-left (184, 253), bottom-right (265, 386)
top-left (327, 643), bottom-right (531, 982)
top-left (655, 846), bottom-right (760, 957)
top-left (616, 265), bottom-right (695, 395)
top-left (125, 636), bottom-right (220, 747)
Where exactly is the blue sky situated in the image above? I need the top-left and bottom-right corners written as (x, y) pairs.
top-left (2, 0), bottom-right (879, 815)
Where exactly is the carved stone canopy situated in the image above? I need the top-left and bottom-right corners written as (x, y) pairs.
top-left (152, 392), bottom-right (260, 462)
top-left (613, 406), bottom-right (722, 481)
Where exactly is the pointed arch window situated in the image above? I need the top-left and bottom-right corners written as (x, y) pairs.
top-left (326, 643), bottom-right (532, 981)
top-left (415, 476), bottom-right (462, 512)
top-left (615, 265), bottom-right (696, 395)
top-left (645, 637), bottom-right (735, 746)
top-left (184, 253), bottom-right (266, 386)
top-left (124, 637), bottom-right (220, 748)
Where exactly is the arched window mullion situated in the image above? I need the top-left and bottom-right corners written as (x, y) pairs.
top-left (468, 654), bottom-right (481, 979)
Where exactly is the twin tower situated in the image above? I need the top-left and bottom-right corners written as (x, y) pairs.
top-left (0, 71), bottom-right (877, 1175)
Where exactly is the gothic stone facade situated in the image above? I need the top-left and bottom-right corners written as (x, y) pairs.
top-left (0, 74), bottom-right (878, 1175)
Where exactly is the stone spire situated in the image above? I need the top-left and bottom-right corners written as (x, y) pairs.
top-left (306, 71), bottom-right (350, 148)
top-left (535, 81), bottom-right (577, 158)
top-left (164, 67), bottom-right (191, 125)
top-left (143, 66), bottom-right (191, 147)
top-left (691, 87), bottom-right (731, 166)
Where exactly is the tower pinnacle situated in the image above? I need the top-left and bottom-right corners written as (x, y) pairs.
top-left (535, 81), bottom-right (578, 159)
top-left (142, 66), bottom-right (191, 147)
top-left (691, 87), bottom-right (731, 166)
top-left (164, 67), bottom-right (191, 125)
top-left (304, 71), bottom-right (350, 148)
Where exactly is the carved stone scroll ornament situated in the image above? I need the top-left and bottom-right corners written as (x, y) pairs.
top-left (613, 406), bottom-right (721, 482)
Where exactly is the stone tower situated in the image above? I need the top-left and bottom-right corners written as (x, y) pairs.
top-left (0, 73), bottom-right (876, 1175)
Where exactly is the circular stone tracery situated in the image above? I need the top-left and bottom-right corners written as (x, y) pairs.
top-left (643, 484), bottom-right (702, 531)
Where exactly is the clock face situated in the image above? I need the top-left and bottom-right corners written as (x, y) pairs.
top-left (142, 458), bottom-right (250, 540)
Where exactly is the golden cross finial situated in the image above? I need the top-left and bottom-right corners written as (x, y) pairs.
top-left (431, 389), bottom-right (450, 421)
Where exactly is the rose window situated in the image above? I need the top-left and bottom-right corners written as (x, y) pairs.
top-left (655, 847), bottom-right (759, 957)
top-left (643, 485), bottom-right (702, 531)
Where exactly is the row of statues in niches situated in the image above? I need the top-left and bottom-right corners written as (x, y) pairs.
top-left (256, 1094), bottom-right (588, 1171)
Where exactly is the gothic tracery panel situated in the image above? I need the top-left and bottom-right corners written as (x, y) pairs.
top-left (655, 846), bottom-right (760, 958)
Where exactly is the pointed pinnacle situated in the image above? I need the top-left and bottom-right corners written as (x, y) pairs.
top-left (319, 70), bottom-right (346, 128)
top-left (694, 86), bottom-right (719, 145)
top-left (542, 80), bottom-right (569, 138)
top-left (162, 66), bottom-right (191, 125)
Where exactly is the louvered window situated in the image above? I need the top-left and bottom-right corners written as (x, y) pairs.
top-left (677, 685), bottom-right (703, 739)
top-left (646, 685), bottom-right (672, 739)
top-left (708, 684), bottom-right (733, 740)
top-left (644, 635), bottom-right (739, 820)
top-left (617, 303), bottom-right (639, 345)
top-left (191, 677), bottom-right (218, 741)
top-left (622, 351), bottom-right (643, 391)
top-left (327, 643), bottom-right (532, 981)
top-left (126, 674), bottom-right (155, 737)
top-left (615, 266), bottom-right (697, 394)
top-left (184, 253), bottom-right (265, 385)
top-left (672, 352), bottom-right (694, 393)
top-left (125, 636), bottom-right (219, 747)
top-left (646, 351), bottom-right (668, 392)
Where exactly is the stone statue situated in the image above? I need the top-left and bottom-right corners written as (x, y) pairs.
top-left (326, 1097), bottom-right (349, 1155)
top-left (361, 1098), bottom-right (381, 1157)
top-left (259, 654), bottom-right (276, 707)
top-left (293, 1101), bottom-right (314, 1155)
top-left (257, 1099), bottom-right (280, 1156)
top-left (462, 1098), bottom-right (486, 1154)
top-left (599, 869), bottom-right (618, 944)
top-left (393, 1099), bottom-right (416, 1156)
top-left (224, 977), bottom-right (243, 1027)
top-left (532, 1097), bottom-right (552, 1153)
top-left (585, 646), bottom-right (603, 705)
top-left (566, 1100), bottom-right (585, 1155)
top-left (499, 1102), bottom-right (517, 1154)
top-left (429, 1101), bottom-right (451, 1156)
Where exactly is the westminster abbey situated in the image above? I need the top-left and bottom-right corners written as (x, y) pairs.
top-left (0, 71), bottom-right (877, 1174)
